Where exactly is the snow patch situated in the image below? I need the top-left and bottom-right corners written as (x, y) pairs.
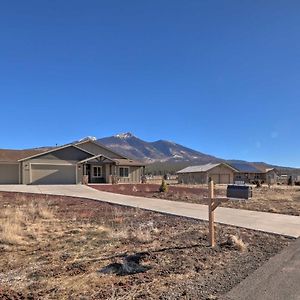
top-left (115, 132), bottom-right (135, 139)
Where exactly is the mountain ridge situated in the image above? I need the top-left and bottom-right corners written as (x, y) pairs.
top-left (98, 132), bottom-right (220, 164)
top-left (97, 132), bottom-right (300, 176)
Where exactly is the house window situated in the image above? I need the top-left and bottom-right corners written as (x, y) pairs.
top-left (93, 166), bottom-right (102, 177)
top-left (119, 167), bottom-right (129, 178)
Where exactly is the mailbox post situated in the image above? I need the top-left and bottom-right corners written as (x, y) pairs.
top-left (207, 181), bottom-right (252, 247)
top-left (208, 180), bottom-right (228, 247)
top-left (208, 180), bottom-right (215, 247)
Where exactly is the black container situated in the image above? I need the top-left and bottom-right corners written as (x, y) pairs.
top-left (226, 185), bottom-right (252, 200)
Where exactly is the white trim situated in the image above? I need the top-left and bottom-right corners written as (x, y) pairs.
top-left (29, 162), bottom-right (76, 166)
top-left (18, 144), bottom-right (94, 162)
top-left (29, 163), bottom-right (32, 183)
top-left (92, 165), bottom-right (102, 178)
top-left (76, 164), bottom-right (78, 183)
top-left (79, 154), bottom-right (116, 164)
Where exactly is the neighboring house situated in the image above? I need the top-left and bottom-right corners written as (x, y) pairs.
top-left (177, 162), bottom-right (279, 185)
top-left (229, 162), bottom-right (264, 183)
top-left (0, 138), bottom-right (145, 185)
top-left (177, 163), bottom-right (237, 184)
top-left (261, 168), bottom-right (279, 185)
top-left (228, 163), bottom-right (279, 184)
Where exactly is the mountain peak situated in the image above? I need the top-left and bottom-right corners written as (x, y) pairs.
top-left (98, 133), bottom-right (219, 163)
top-left (114, 132), bottom-right (135, 139)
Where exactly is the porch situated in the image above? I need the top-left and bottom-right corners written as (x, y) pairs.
top-left (79, 155), bottom-right (118, 184)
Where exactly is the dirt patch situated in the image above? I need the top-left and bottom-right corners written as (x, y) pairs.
top-left (91, 184), bottom-right (300, 216)
top-left (0, 191), bottom-right (292, 299)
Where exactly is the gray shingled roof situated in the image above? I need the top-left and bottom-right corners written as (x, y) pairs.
top-left (177, 163), bottom-right (221, 174)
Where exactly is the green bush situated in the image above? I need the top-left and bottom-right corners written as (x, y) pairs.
top-left (159, 179), bottom-right (168, 193)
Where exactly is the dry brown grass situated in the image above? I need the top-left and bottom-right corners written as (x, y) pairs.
top-left (0, 200), bottom-right (54, 246)
top-left (0, 193), bottom-right (292, 300)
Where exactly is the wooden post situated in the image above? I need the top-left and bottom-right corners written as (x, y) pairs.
top-left (208, 179), bottom-right (215, 247)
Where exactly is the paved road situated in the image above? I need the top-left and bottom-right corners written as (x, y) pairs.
top-left (225, 237), bottom-right (300, 300)
top-left (0, 184), bottom-right (299, 238)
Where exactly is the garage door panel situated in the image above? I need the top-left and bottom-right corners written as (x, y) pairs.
top-left (31, 164), bottom-right (76, 184)
top-left (210, 174), bottom-right (231, 184)
top-left (0, 164), bottom-right (19, 184)
top-left (220, 174), bottom-right (230, 184)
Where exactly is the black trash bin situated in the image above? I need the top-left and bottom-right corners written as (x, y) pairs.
top-left (226, 185), bottom-right (252, 200)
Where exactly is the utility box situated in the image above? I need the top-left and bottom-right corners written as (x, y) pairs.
top-left (227, 185), bottom-right (252, 200)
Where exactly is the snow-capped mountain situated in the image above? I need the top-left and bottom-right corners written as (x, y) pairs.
top-left (97, 132), bottom-right (220, 164)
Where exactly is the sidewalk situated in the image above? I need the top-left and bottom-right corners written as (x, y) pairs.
top-left (0, 184), bottom-right (299, 237)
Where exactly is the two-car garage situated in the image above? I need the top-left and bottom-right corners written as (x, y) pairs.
top-left (0, 163), bottom-right (77, 185)
top-left (30, 164), bottom-right (77, 185)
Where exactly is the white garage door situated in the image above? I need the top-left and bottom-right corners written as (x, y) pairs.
top-left (0, 163), bottom-right (19, 184)
top-left (31, 164), bottom-right (76, 184)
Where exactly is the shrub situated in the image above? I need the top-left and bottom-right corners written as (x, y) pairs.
top-left (159, 179), bottom-right (168, 193)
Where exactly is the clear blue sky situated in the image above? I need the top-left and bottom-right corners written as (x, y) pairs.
top-left (0, 1), bottom-right (299, 167)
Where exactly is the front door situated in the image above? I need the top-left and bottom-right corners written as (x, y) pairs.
top-left (85, 164), bottom-right (91, 183)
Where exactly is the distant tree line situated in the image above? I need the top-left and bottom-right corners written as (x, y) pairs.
top-left (145, 161), bottom-right (300, 177)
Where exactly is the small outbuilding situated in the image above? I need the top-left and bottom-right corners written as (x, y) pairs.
top-left (177, 163), bottom-right (237, 184)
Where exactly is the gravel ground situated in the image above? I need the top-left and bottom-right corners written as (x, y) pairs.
top-left (0, 191), bottom-right (293, 299)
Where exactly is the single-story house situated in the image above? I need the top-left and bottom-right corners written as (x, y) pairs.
top-left (177, 163), bottom-right (237, 184)
top-left (0, 138), bottom-right (145, 185)
top-left (229, 162), bottom-right (279, 184)
top-left (229, 162), bottom-right (264, 183)
top-left (177, 162), bottom-right (279, 185)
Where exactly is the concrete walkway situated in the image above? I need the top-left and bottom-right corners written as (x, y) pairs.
top-left (0, 185), bottom-right (299, 238)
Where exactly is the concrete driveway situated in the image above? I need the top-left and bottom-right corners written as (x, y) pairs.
top-left (0, 184), bottom-right (299, 238)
